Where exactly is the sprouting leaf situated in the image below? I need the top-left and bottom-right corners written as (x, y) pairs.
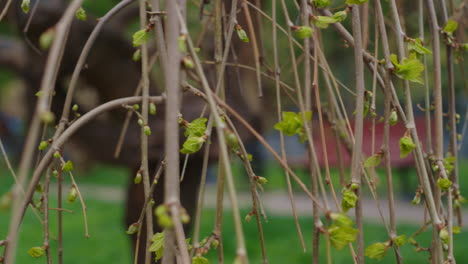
top-left (313, 0), bottom-right (331, 8)
top-left (389, 110), bottom-right (398, 126)
top-left (394, 235), bottom-right (406, 247)
top-left (332, 11), bottom-right (348, 22)
top-left (328, 225), bottom-right (359, 250)
top-left (67, 187), bottom-right (77, 203)
top-left (294, 26), bottom-right (313, 39)
top-left (38, 141), bottom-right (49, 151)
top-left (21, 0), bottom-right (30, 13)
top-left (345, 0), bottom-right (368, 4)
top-left (75, 7), bottom-right (87, 21)
top-left (149, 231), bottom-right (165, 261)
top-left (225, 130), bottom-right (240, 150)
top-left (185, 118), bottom-right (207, 137)
top-left (126, 223), bottom-right (139, 235)
top-left (134, 172), bottom-right (142, 184)
top-left (62, 160), bottom-right (74, 173)
top-left (364, 154), bottom-right (382, 168)
top-left (180, 137), bottom-right (205, 154)
top-left (329, 213), bottom-right (354, 227)
top-left (390, 54), bottom-right (425, 84)
top-left (341, 189), bottom-right (358, 213)
top-left (132, 49), bottom-right (141, 62)
top-left (192, 256), bottom-right (209, 264)
top-left (255, 176), bottom-right (268, 185)
top-left (365, 242), bottom-right (391, 261)
top-left (149, 103), bottom-right (157, 115)
top-left (178, 35), bottom-right (187, 53)
top-left (236, 25), bottom-right (249, 43)
top-left (143, 125), bottom-right (152, 136)
top-left (443, 20), bottom-right (458, 34)
top-left (408, 38), bottom-right (432, 55)
top-left (132, 29), bottom-right (150, 47)
top-left (40, 28), bottom-right (55, 50)
top-left (462, 43), bottom-right (468, 51)
top-left (443, 153), bottom-right (455, 175)
top-left (399, 135), bottom-right (416, 158)
top-left (27, 247), bottom-right (45, 258)
top-left (453, 226), bottom-right (461, 234)
top-left (274, 111), bottom-right (312, 141)
top-left (436, 178), bottom-right (452, 191)
top-left (312, 16), bottom-right (337, 29)
top-left (439, 228), bottom-right (449, 243)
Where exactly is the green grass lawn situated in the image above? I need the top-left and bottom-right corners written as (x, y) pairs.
top-left (1, 196), bottom-right (467, 264)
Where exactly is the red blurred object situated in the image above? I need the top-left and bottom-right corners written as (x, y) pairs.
top-left (295, 115), bottom-right (434, 168)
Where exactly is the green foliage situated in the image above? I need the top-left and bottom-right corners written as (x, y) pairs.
top-left (364, 154), bottom-right (382, 168)
top-left (399, 136), bottom-right (416, 158)
top-left (21, 0), bottom-right (30, 13)
top-left (192, 256), bottom-right (209, 264)
top-left (143, 125), bottom-right (152, 136)
top-left (389, 110), bottom-right (398, 126)
top-left (62, 160), bottom-right (74, 173)
top-left (312, 11), bottom-right (347, 29)
top-left (184, 118), bottom-right (208, 137)
top-left (67, 187), bottom-right (77, 203)
top-left (132, 49), bottom-right (141, 62)
top-left (442, 20), bottom-right (458, 34)
top-left (329, 225), bottom-right (359, 250)
top-left (27, 247), bottom-right (45, 258)
top-left (365, 241), bottom-right (391, 261)
top-left (345, 0), bottom-right (368, 4)
top-left (394, 235), bottom-right (406, 247)
top-left (126, 223), bottom-right (139, 235)
top-left (390, 54), bottom-right (425, 84)
top-left (180, 136), bottom-right (205, 154)
top-left (341, 188), bottom-right (358, 213)
top-left (255, 176), bottom-right (268, 185)
top-left (75, 7), bottom-right (87, 21)
top-left (313, 0), bottom-right (331, 8)
top-left (236, 26), bottom-right (250, 43)
top-left (154, 205), bottom-right (174, 228)
top-left (444, 153), bottom-right (455, 175)
top-left (436, 178), bottom-right (452, 191)
top-left (329, 213), bottom-right (353, 227)
top-left (294, 26), bottom-right (313, 39)
top-left (178, 35), bottom-right (187, 53)
top-left (274, 111), bottom-right (312, 142)
top-left (38, 141), bottom-right (49, 151)
top-left (149, 231), bottom-right (165, 262)
top-left (132, 29), bottom-right (150, 47)
top-left (40, 28), bottom-right (55, 50)
top-left (407, 38), bottom-right (432, 56)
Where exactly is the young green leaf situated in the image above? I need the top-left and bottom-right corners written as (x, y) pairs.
top-left (255, 176), bottom-right (268, 185)
top-left (67, 187), bottom-right (77, 203)
top-left (394, 235), bottom-right (406, 247)
top-left (21, 0), bottom-right (30, 13)
top-left (132, 29), bottom-right (150, 47)
top-left (294, 26), bottom-right (313, 39)
top-left (178, 35), bottom-right (187, 53)
top-left (38, 141), bottom-right (49, 151)
top-left (185, 118), bottom-right (208, 137)
top-left (126, 223), bottom-right (139, 235)
top-left (341, 189), bottom-right (358, 212)
top-left (345, 0), bottom-right (368, 4)
top-left (408, 38), bottom-right (432, 55)
top-left (274, 111), bottom-right (311, 138)
top-left (328, 225), bottom-right (359, 250)
top-left (390, 53), bottom-right (425, 84)
top-left (40, 28), bottom-right (55, 50)
top-left (312, 16), bottom-right (337, 29)
top-left (443, 20), bottom-right (458, 34)
top-left (180, 137), bottom-right (205, 154)
top-left (332, 11), bottom-right (348, 22)
top-left (27, 247), bottom-right (45, 258)
top-left (389, 109), bottom-right (398, 126)
top-left (329, 212), bottom-right (354, 227)
top-left (149, 231), bottom-right (165, 261)
top-left (436, 178), bottom-right (452, 191)
top-left (399, 135), bottom-right (416, 158)
top-left (364, 154), bottom-right (382, 168)
top-left (62, 160), bottom-right (74, 173)
top-left (236, 25), bottom-right (250, 43)
top-left (132, 49), bottom-right (141, 62)
top-left (192, 256), bottom-right (209, 264)
top-left (365, 242), bottom-right (391, 261)
top-left (313, 0), bottom-right (331, 8)
top-left (75, 7), bottom-right (87, 21)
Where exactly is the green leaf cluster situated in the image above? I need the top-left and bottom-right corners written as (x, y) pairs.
top-left (390, 54), bottom-right (425, 84)
top-left (27, 247), bottom-right (45, 258)
top-left (341, 188), bottom-right (358, 213)
top-left (274, 111), bottom-right (312, 142)
top-left (294, 26), bottom-right (313, 39)
top-left (399, 135), bottom-right (416, 158)
top-left (312, 11), bottom-right (347, 28)
top-left (75, 7), bottom-right (87, 21)
top-left (149, 231), bottom-right (165, 262)
top-left (313, 0), bottom-right (331, 8)
top-left (436, 177), bottom-right (452, 191)
top-left (442, 20), bottom-right (458, 34)
top-left (365, 241), bottom-right (391, 261)
top-left (394, 235), bottom-right (406, 247)
top-left (407, 38), bottom-right (432, 56)
top-left (21, 0), bottom-right (30, 13)
top-left (364, 153), bottom-right (382, 168)
top-left (132, 29), bottom-right (150, 47)
top-left (192, 256), bottom-right (209, 264)
top-left (181, 118), bottom-right (207, 154)
top-left (345, 0), bottom-right (368, 4)
top-left (154, 205), bottom-right (173, 228)
top-left (443, 153), bottom-right (455, 175)
top-left (62, 160), bottom-right (74, 173)
top-left (328, 213), bottom-right (358, 250)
